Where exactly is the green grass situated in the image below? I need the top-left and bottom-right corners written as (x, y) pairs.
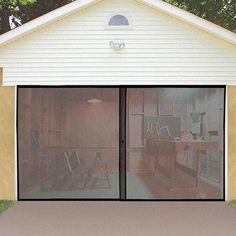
top-left (228, 201), bottom-right (236, 210)
top-left (0, 200), bottom-right (15, 214)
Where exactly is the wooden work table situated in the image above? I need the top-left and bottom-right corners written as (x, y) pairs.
top-left (147, 139), bottom-right (219, 191)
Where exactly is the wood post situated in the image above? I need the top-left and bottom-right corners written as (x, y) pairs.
top-left (0, 68), bottom-right (16, 200)
top-left (228, 86), bottom-right (236, 200)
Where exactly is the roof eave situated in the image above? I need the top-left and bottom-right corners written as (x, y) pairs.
top-left (0, 0), bottom-right (235, 48)
top-left (138, 0), bottom-right (236, 45)
top-left (0, 0), bottom-right (101, 48)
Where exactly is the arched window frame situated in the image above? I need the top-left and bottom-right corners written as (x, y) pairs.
top-left (106, 13), bottom-right (133, 30)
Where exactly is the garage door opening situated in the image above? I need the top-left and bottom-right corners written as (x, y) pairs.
top-left (17, 86), bottom-right (225, 200)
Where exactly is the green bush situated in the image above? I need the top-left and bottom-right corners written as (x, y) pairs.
top-left (0, 200), bottom-right (15, 214)
top-left (228, 201), bottom-right (236, 209)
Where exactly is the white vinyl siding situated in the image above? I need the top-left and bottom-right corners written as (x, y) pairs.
top-left (0, 0), bottom-right (236, 85)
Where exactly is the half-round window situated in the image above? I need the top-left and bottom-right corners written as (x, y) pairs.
top-left (108, 15), bottom-right (129, 26)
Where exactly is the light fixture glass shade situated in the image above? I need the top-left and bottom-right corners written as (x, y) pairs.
top-left (87, 98), bottom-right (103, 104)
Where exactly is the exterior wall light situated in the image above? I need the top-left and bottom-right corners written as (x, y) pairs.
top-left (109, 41), bottom-right (125, 50)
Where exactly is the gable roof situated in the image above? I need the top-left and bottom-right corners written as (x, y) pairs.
top-left (0, 0), bottom-right (235, 48)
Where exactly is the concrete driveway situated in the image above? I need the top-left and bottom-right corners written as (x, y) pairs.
top-left (0, 201), bottom-right (236, 236)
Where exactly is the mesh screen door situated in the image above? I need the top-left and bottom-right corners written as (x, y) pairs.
top-left (18, 86), bottom-right (225, 200)
top-left (18, 87), bottom-right (120, 199)
top-left (126, 87), bottom-right (225, 200)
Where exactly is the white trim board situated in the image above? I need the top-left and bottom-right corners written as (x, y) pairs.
top-left (225, 87), bottom-right (228, 201)
top-left (0, 0), bottom-right (235, 48)
top-left (14, 87), bottom-right (18, 200)
top-left (3, 80), bottom-right (236, 87)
